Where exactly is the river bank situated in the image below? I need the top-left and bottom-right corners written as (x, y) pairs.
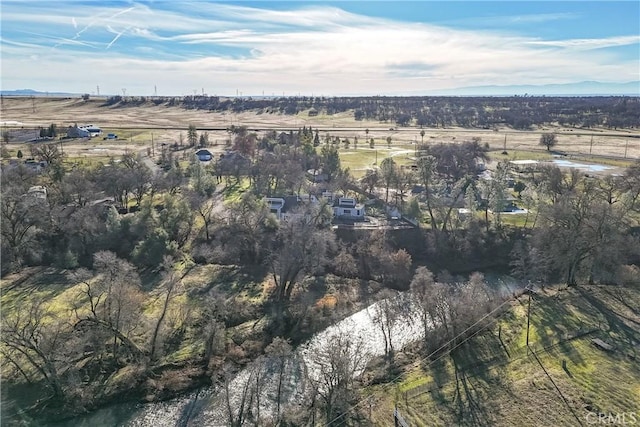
top-left (34, 275), bottom-right (523, 426)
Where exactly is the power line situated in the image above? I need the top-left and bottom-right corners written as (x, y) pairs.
top-left (323, 295), bottom-right (515, 426)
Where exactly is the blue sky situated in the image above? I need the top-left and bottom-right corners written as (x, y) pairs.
top-left (1, 1), bottom-right (638, 95)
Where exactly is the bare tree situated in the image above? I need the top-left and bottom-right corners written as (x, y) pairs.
top-left (1, 298), bottom-right (69, 400)
top-left (539, 133), bottom-right (557, 151)
top-left (149, 257), bottom-right (184, 361)
top-left (371, 289), bottom-right (410, 358)
top-left (223, 193), bottom-right (276, 263)
top-left (622, 160), bottom-right (640, 211)
top-left (30, 142), bottom-right (63, 165)
top-left (269, 207), bottom-right (336, 332)
top-left (73, 252), bottom-right (146, 360)
top-left (1, 181), bottom-right (49, 269)
top-left (306, 331), bottom-right (369, 425)
top-left (59, 168), bottom-right (98, 207)
top-left (224, 367), bottom-right (254, 427)
top-left (265, 337), bottom-right (293, 422)
top-left (188, 191), bottom-right (218, 242)
top-left (532, 178), bottom-right (630, 285)
top-left (410, 266), bottom-right (439, 343)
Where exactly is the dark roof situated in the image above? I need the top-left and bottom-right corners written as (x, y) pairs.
top-left (333, 198), bottom-right (361, 208)
top-left (281, 196), bottom-right (300, 213)
top-left (195, 149), bottom-right (212, 156)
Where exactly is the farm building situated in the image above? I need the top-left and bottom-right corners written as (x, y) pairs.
top-left (67, 125), bottom-right (90, 138)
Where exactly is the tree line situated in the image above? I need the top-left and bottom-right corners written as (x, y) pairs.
top-left (102, 95), bottom-right (640, 130)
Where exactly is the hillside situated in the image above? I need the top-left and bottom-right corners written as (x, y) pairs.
top-left (365, 284), bottom-right (640, 426)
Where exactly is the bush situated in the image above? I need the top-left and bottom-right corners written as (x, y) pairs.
top-left (55, 250), bottom-right (79, 269)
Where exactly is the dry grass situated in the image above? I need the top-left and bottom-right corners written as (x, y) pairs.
top-left (1, 97), bottom-right (638, 163)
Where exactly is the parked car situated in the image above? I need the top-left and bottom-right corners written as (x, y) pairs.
top-left (103, 133), bottom-right (118, 140)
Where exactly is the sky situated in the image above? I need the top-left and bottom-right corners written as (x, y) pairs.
top-left (1, 1), bottom-right (639, 96)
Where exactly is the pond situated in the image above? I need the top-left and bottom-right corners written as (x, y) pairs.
top-left (552, 159), bottom-right (612, 172)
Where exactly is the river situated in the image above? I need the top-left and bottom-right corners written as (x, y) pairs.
top-left (48, 275), bottom-right (521, 427)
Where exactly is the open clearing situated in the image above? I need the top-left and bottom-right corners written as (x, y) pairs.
top-left (1, 97), bottom-right (638, 165)
top-left (366, 285), bottom-right (640, 427)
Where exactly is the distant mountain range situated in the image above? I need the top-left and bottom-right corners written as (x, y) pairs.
top-left (2, 81), bottom-right (639, 97)
top-left (417, 81), bottom-right (640, 96)
top-left (1, 89), bottom-right (78, 97)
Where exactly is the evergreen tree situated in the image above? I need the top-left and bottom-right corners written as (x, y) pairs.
top-left (187, 124), bottom-right (198, 147)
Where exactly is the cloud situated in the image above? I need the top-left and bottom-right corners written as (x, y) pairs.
top-left (1, 2), bottom-right (638, 95)
top-left (526, 35), bottom-right (640, 50)
top-left (506, 12), bottom-right (578, 24)
top-left (106, 26), bottom-right (128, 49)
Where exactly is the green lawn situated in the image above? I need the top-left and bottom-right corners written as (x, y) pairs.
top-left (221, 178), bottom-right (251, 203)
top-left (338, 145), bottom-right (417, 178)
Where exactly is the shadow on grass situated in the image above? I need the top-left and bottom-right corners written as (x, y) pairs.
top-left (2, 268), bottom-right (74, 312)
top-left (189, 264), bottom-right (268, 298)
top-left (527, 291), bottom-right (595, 367)
top-left (443, 339), bottom-right (511, 427)
top-left (577, 287), bottom-right (640, 351)
top-left (417, 332), bottom-right (513, 426)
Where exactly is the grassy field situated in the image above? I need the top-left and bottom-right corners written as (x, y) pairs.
top-left (365, 285), bottom-right (640, 427)
top-left (2, 97), bottom-right (638, 164)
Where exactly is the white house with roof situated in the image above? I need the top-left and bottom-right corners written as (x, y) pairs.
top-left (266, 195), bottom-right (308, 221)
top-left (332, 197), bottom-right (365, 220)
top-left (266, 193), bottom-right (365, 221)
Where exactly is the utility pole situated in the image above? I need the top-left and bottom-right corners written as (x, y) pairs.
top-left (97, 85), bottom-right (100, 96)
top-left (624, 139), bottom-right (629, 158)
top-left (151, 133), bottom-right (155, 157)
top-left (526, 289), bottom-right (532, 349)
top-left (589, 134), bottom-right (594, 156)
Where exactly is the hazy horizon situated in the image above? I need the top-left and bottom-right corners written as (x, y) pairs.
top-left (1, 1), bottom-right (639, 96)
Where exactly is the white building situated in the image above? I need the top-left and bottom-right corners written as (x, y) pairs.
top-left (80, 124), bottom-right (102, 137)
top-left (332, 197), bottom-right (365, 220)
top-left (266, 193), bottom-right (365, 221)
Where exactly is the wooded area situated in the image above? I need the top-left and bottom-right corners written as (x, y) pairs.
top-left (1, 105), bottom-right (639, 425)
